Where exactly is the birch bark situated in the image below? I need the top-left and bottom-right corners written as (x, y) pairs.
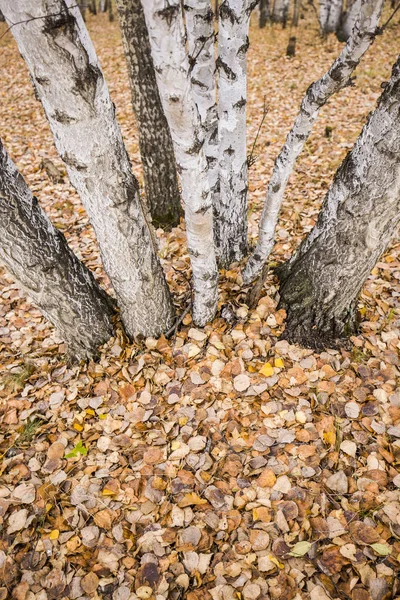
top-left (115, 0), bottom-right (182, 229)
top-left (1, 0), bottom-right (175, 339)
top-left (278, 55), bottom-right (400, 348)
top-left (0, 139), bottom-right (114, 360)
top-left (216, 0), bottom-right (254, 266)
top-left (185, 0), bottom-right (219, 207)
top-left (142, 0), bottom-right (218, 326)
top-left (243, 0), bottom-right (383, 284)
top-left (320, 0), bottom-right (342, 33)
top-left (337, 0), bottom-right (360, 40)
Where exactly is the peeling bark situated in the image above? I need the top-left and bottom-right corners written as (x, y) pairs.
top-left (142, 0), bottom-right (218, 326)
top-left (0, 138), bottom-right (114, 360)
top-left (1, 0), bottom-right (175, 339)
top-left (216, 0), bottom-right (254, 266)
top-left (185, 0), bottom-right (219, 221)
top-left (243, 0), bottom-right (383, 284)
top-left (278, 56), bottom-right (400, 349)
top-left (115, 0), bottom-right (182, 229)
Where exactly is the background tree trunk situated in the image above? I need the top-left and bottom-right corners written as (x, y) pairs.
top-left (292, 0), bottom-right (301, 26)
top-left (337, 0), bottom-right (360, 41)
top-left (243, 0), bottom-right (383, 284)
top-left (278, 56), bottom-right (400, 349)
top-left (88, 0), bottom-right (97, 15)
top-left (320, 0), bottom-right (342, 34)
top-left (216, 0), bottom-right (254, 266)
top-left (142, 0), bottom-right (218, 326)
top-left (108, 0), bottom-right (114, 21)
top-left (115, 0), bottom-right (182, 229)
top-left (272, 0), bottom-right (290, 26)
top-left (0, 139), bottom-right (114, 360)
top-left (78, 1), bottom-right (87, 20)
top-left (1, 0), bottom-right (175, 339)
top-left (259, 0), bottom-right (270, 27)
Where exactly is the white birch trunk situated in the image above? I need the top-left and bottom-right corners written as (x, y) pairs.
top-left (185, 0), bottom-right (219, 204)
top-left (326, 0), bottom-right (342, 31)
top-left (243, 0), bottom-right (383, 284)
top-left (337, 0), bottom-right (360, 40)
top-left (278, 55), bottom-right (400, 348)
top-left (142, 0), bottom-right (218, 326)
top-left (1, 0), bottom-right (175, 339)
top-left (216, 0), bottom-right (254, 266)
top-left (320, 0), bottom-right (342, 33)
top-left (319, 0), bottom-right (329, 32)
top-left (0, 138), bottom-right (114, 360)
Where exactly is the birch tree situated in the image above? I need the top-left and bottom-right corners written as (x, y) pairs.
top-left (337, 0), bottom-right (360, 40)
top-left (115, 0), bottom-right (182, 229)
top-left (278, 55), bottom-right (400, 348)
top-left (1, 0), bottom-right (175, 339)
top-left (243, 0), bottom-right (383, 284)
top-left (185, 0), bottom-right (219, 219)
top-left (216, 0), bottom-right (254, 266)
top-left (319, 0), bottom-right (342, 34)
top-left (142, 0), bottom-right (219, 325)
top-left (0, 138), bottom-right (114, 360)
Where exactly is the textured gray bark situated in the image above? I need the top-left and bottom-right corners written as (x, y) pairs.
top-left (259, 0), bottom-right (270, 26)
top-left (278, 56), bottom-right (400, 349)
top-left (1, 0), bottom-right (175, 339)
top-left (0, 139), bottom-right (114, 360)
top-left (115, 0), bottom-right (182, 229)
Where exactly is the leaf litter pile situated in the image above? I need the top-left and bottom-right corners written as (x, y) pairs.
top-left (1, 10), bottom-right (400, 600)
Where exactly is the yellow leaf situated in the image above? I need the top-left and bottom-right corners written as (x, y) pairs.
top-left (274, 358), bottom-right (284, 368)
top-left (260, 362), bottom-right (274, 377)
top-left (98, 414), bottom-right (107, 420)
top-left (324, 431), bottom-right (336, 446)
top-left (45, 503), bottom-right (53, 512)
top-left (102, 488), bottom-right (116, 496)
top-left (171, 440), bottom-right (180, 451)
top-left (269, 554), bottom-right (284, 569)
top-left (49, 529), bottom-right (59, 540)
top-left (178, 492), bottom-right (207, 508)
top-left (73, 422), bottom-right (83, 432)
top-left (85, 408), bottom-right (95, 416)
top-left (179, 416), bottom-right (188, 426)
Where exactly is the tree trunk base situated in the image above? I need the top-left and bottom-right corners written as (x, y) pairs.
top-left (277, 263), bottom-right (359, 351)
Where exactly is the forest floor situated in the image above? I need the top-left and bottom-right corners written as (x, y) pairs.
top-left (1, 7), bottom-right (400, 600)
